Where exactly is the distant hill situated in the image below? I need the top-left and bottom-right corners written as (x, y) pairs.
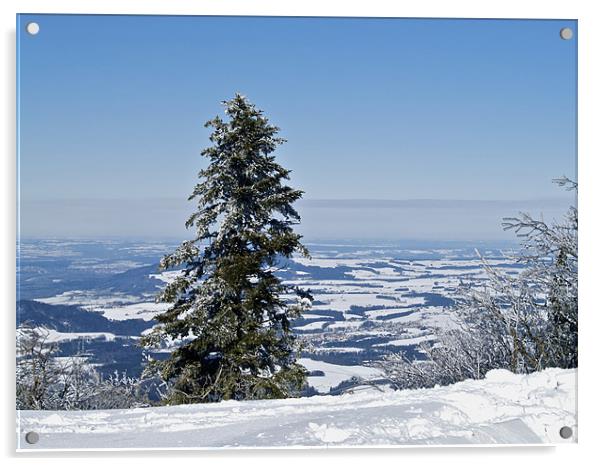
top-left (16, 300), bottom-right (154, 336)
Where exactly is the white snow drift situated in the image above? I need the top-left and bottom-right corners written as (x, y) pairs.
top-left (17, 367), bottom-right (576, 450)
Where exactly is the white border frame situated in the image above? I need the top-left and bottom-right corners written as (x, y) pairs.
top-left (2, 0), bottom-right (600, 464)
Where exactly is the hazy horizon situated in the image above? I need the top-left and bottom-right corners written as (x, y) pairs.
top-left (19, 196), bottom-right (574, 241)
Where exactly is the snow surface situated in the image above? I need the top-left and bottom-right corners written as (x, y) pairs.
top-left (299, 358), bottom-right (383, 393)
top-left (42, 329), bottom-right (117, 343)
top-left (17, 368), bottom-right (576, 450)
top-left (37, 291), bottom-right (170, 321)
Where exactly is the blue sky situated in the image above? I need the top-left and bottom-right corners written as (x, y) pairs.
top-left (17, 15), bottom-right (577, 240)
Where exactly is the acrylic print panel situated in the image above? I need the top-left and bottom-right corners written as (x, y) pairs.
top-left (16, 14), bottom-right (577, 450)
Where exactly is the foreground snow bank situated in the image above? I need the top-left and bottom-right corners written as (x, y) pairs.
top-left (17, 368), bottom-right (576, 450)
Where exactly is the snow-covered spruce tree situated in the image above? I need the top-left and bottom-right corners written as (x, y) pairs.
top-left (141, 94), bottom-right (311, 404)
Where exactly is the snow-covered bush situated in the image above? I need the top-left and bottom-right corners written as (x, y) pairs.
top-left (380, 178), bottom-right (577, 389)
top-left (17, 325), bottom-right (149, 410)
top-left (500, 176), bottom-right (577, 370)
top-left (377, 327), bottom-right (513, 390)
top-left (16, 325), bottom-right (63, 410)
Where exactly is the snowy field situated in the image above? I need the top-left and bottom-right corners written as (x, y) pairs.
top-left (17, 368), bottom-right (576, 450)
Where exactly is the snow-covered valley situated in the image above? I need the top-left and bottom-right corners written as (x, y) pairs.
top-left (17, 239), bottom-right (523, 394)
top-left (17, 367), bottom-right (576, 450)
